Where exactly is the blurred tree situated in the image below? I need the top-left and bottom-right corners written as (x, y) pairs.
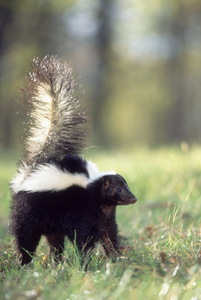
top-left (156, 0), bottom-right (201, 143)
top-left (0, 0), bottom-right (17, 148)
top-left (91, 0), bottom-right (114, 146)
top-left (0, 0), bottom-right (73, 149)
top-left (164, 2), bottom-right (187, 141)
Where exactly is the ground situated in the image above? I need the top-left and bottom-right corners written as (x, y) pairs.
top-left (0, 146), bottom-right (201, 300)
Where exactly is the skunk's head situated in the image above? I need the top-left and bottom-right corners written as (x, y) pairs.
top-left (100, 174), bottom-right (137, 206)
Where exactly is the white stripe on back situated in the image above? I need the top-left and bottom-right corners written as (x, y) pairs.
top-left (11, 160), bottom-right (116, 194)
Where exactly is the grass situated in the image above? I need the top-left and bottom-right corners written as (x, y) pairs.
top-left (0, 146), bottom-right (201, 299)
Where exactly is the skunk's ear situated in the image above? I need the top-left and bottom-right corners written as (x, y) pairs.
top-left (102, 176), bottom-right (111, 190)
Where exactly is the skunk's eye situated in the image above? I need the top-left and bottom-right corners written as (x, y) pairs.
top-left (117, 188), bottom-right (121, 193)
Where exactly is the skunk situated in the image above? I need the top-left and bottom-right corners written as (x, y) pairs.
top-left (10, 55), bottom-right (137, 265)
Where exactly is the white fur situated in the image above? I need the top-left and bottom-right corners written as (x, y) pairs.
top-left (27, 83), bottom-right (53, 155)
top-left (86, 161), bottom-right (100, 181)
top-left (11, 162), bottom-right (31, 193)
top-left (86, 160), bottom-right (116, 184)
top-left (11, 163), bottom-right (88, 193)
top-left (11, 160), bottom-right (116, 194)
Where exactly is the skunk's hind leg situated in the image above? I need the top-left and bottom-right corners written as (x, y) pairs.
top-left (15, 231), bottom-right (41, 265)
top-left (45, 233), bottom-right (65, 262)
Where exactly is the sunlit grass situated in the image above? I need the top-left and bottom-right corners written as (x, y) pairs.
top-left (0, 146), bottom-right (201, 299)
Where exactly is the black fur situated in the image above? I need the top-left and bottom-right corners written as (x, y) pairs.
top-left (10, 173), bottom-right (136, 265)
top-left (10, 55), bottom-right (137, 265)
top-left (47, 154), bottom-right (89, 177)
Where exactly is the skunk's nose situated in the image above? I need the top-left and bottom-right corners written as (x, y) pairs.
top-left (130, 195), bottom-right (137, 203)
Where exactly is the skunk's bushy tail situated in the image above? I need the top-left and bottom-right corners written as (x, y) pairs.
top-left (21, 55), bottom-right (88, 163)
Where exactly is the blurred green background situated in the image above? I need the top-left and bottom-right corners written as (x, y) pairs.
top-left (0, 0), bottom-right (201, 150)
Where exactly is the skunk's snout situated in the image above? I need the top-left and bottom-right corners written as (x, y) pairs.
top-left (130, 195), bottom-right (137, 204)
top-left (117, 192), bottom-right (137, 205)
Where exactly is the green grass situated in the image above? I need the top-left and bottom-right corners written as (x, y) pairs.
top-left (1, 146), bottom-right (201, 299)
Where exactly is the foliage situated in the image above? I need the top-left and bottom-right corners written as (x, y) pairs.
top-left (1, 0), bottom-right (201, 148)
top-left (0, 147), bottom-right (201, 299)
